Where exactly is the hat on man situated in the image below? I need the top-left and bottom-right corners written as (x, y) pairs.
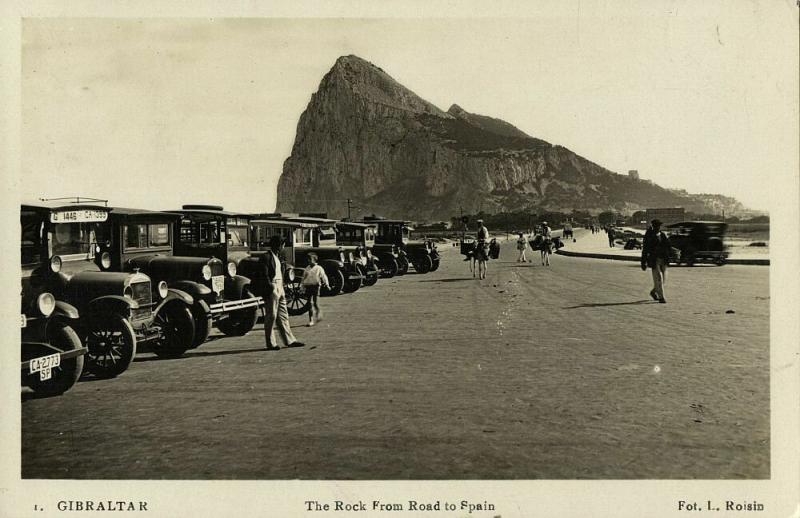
top-left (651, 218), bottom-right (663, 227)
top-left (477, 219), bottom-right (484, 223)
top-left (542, 221), bottom-right (548, 225)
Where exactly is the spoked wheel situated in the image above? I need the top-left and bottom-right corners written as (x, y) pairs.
top-left (286, 276), bottom-right (311, 316)
top-left (396, 256), bottom-right (409, 276)
top-left (190, 300), bottom-right (212, 348)
top-left (153, 303), bottom-right (195, 359)
top-left (84, 315), bottom-right (137, 379)
top-left (321, 269), bottom-right (345, 297)
top-left (217, 289), bottom-right (258, 336)
top-left (23, 322), bottom-right (84, 397)
top-left (380, 257), bottom-right (398, 278)
top-left (363, 263), bottom-right (379, 286)
top-left (430, 257), bottom-right (440, 272)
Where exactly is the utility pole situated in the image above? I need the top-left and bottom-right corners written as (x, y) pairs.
top-left (346, 198), bottom-right (352, 221)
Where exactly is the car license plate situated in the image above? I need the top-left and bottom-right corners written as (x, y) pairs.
top-left (211, 275), bottom-right (224, 294)
top-left (30, 353), bottom-right (61, 381)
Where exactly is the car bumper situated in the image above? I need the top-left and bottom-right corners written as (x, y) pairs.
top-left (209, 296), bottom-right (263, 315)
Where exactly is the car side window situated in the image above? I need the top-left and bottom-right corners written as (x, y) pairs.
top-left (21, 213), bottom-right (42, 266)
top-left (149, 224), bottom-right (170, 247)
top-left (123, 224), bottom-right (147, 249)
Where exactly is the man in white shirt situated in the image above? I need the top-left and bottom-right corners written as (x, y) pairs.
top-left (260, 236), bottom-right (305, 350)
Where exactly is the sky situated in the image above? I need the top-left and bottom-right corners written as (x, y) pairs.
top-left (20, 7), bottom-right (799, 213)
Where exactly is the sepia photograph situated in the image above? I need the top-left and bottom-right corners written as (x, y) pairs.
top-left (2, 2), bottom-right (798, 517)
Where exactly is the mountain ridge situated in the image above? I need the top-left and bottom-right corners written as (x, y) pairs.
top-left (276, 55), bottom-right (750, 221)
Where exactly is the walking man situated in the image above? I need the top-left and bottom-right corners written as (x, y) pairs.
top-left (475, 219), bottom-right (489, 279)
top-left (260, 235), bottom-right (306, 350)
top-left (641, 219), bottom-right (672, 303)
top-left (516, 232), bottom-right (528, 262)
top-left (607, 226), bottom-right (616, 247)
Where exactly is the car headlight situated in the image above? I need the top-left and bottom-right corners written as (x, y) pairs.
top-left (286, 268), bottom-right (295, 282)
top-left (348, 252), bottom-right (354, 263)
top-left (100, 251), bottom-right (112, 269)
top-left (227, 261), bottom-right (237, 277)
top-left (158, 281), bottom-right (169, 299)
top-left (37, 292), bottom-right (56, 317)
top-left (340, 252), bottom-right (345, 262)
top-left (366, 249), bottom-right (373, 259)
top-left (202, 265), bottom-right (212, 281)
top-left (50, 255), bottom-right (62, 273)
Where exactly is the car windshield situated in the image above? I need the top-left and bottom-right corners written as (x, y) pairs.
top-left (228, 225), bottom-right (248, 247)
top-left (51, 222), bottom-right (109, 259)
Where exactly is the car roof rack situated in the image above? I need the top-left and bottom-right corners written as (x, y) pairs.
top-left (39, 196), bottom-right (108, 206)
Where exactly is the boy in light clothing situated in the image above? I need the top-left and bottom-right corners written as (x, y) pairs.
top-left (301, 253), bottom-right (330, 326)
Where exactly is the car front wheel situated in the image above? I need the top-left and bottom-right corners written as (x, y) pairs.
top-left (153, 303), bottom-right (195, 358)
top-left (24, 322), bottom-right (84, 397)
top-left (217, 289), bottom-right (258, 336)
top-left (84, 315), bottom-right (137, 379)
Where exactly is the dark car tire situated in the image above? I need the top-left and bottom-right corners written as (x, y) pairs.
top-left (286, 276), bottom-right (311, 316)
top-left (153, 303), bottom-right (195, 359)
top-left (430, 257), bottom-right (440, 272)
top-left (217, 289), bottom-right (258, 336)
top-left (190, 300), bottom-right (212, 348)
top-left (381, 257), bottom-right (398, 278)
top-left (84, 315), bottom-right (137, 379)
top-left (344, 265), bottom-right (365, 293)
top-left (24, 323), bottom-right (84, 397)
top-left (363, 264), bottom-right (379, 286)
top-left (396, 256), bottom-right (409, 276)
top-left (321, 269), bottom-right (345, 297)
top-left (414, 255), bottom-right (433, 274)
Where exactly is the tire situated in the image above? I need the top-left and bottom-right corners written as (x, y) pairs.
top-left (685, 251), bottom-right (696, 267)
top-left (153, 303), bottom-right (195, 359)
top-left (84, 315), bottom-right (137, 379)
top-left (396, 256), bottom-right (409, 276)
top-left (381, 257), bottom-right (398, 278)
top-left (190, 300), bottom-right (212, 348)
top-left (24, 323), bottom-right (84, 397)
top-left (430, 257), bottom-right (440, 272)
top-left (217, 289), bottom-right (258, 336)
top-left (414, 255), bottom-right (433, 274)
top-left (286, 276), bottom-right (311, 316)
top-left (321, 269), bottom-right (345, 296)
top-left (363, 264), bottom-right (379, 286)
top-left (343, 265), bottom-right (365, 293)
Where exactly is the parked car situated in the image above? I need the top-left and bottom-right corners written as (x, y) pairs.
top-left (96, 207), bottom-right (263, 350)
top-left (277, 215), bottom-right (367, 293)
top-left (169, 205), bottom-right (261, 335)
top-left (21, 199), bottom-right (194, 376)
top-left (665, 221), bottom-right (729, 266)
top-left (246, 219), bottom-right (318, 315)
top-left (334, 221), bottom-right (381, 287)
top-left (362, 216), bottom-right (440, 274)
top-left (20, 293), bottom-right (86, 397)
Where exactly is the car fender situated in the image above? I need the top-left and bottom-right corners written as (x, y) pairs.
top-left (224, 275), bottom-right (251, 300)
top-left (51, 301), bottom-right (80, 321)
top-left (168, 280), bottom-right (212, 299)
top-left (153, 288), bottom-right (194, 315)
top-left (86, 295), bottom-right (137, 319)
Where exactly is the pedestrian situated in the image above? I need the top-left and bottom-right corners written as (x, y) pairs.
top-left (301, 253), bottom-right (330, 326)
top-left (516, 232), bottom-right (528, 262)
top-left (641, 219), bottom-right (672, 303)
top-left (607, 226), bottom-right (616, 247)
top-left (260, 235), bottom-right (306, 350)
top-left (540, 221), bottom-right (553, 266)
top-left (475, 219), bottom-right (489, 279)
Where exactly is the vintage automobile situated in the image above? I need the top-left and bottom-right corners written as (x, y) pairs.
top-left (362, 216), bottom-right (440, 274)
top-left (665, 221), bottom-right (729, 266)
top-left (169, 205), bottom-right (262, 335)
top-left (334, 221), bottom-right (381, 287)
top-left (272, 215), bottom-right (367, 293)
top-left (21, 199), bottom-right (194, 376)
top-left (246, 219), bottom-right (319, 315)
top-left (20, 292), bottom-right (86, 397)
top-left (96, 208), bottom-right (263, 351)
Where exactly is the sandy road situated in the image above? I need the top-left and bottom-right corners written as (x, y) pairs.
top-left (21, 238), bottom-right (769, 479)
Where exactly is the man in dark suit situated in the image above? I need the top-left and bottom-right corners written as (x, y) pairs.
top-left (641, 219), bottom-right (672, 303)
top-left (260, 236), bottom-right (305, 350)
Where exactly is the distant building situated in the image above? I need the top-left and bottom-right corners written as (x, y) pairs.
top-left (628, 170), bottom-right (640, 180)
top-left (645, 207), bottom-right (685, 225)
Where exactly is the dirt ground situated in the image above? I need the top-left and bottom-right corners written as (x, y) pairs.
top-left (22, 234), bottom-right (770, 479)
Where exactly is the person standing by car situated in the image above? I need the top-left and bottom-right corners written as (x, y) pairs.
top-left (301, 253), bottom-right (330, 327)
top-left (641, 219), bottom-right (672, 303)
top-left (516, 232), bottom-right (528, 262)
top-left (260, 236), bottom-right (305, 350)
